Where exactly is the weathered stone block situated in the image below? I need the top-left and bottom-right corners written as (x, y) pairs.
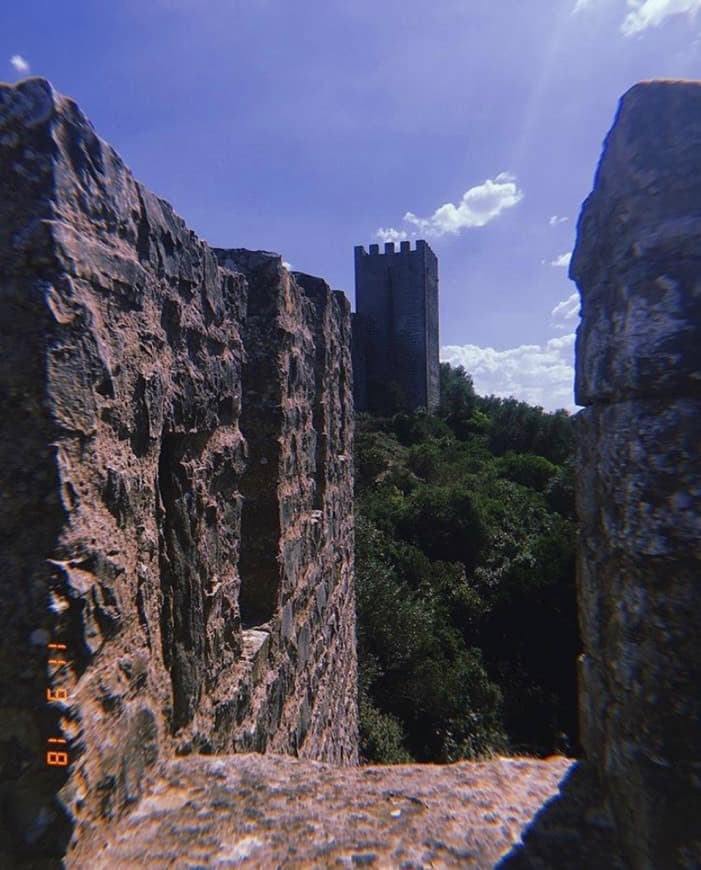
top-left (571, 81), bottom-right (701, 406)
top-left (573, 80), bottom-right (701, 869)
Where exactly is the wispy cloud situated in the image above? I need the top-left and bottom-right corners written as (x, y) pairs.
top-left (548, 215), bottom-right (568, 226)
top-left (441, 333), bottom-right (576, 412)
top-left (622, 0), bottom-right (701, 36)
top-left (574, 0), bottom-right (701, 33)
top-left (376, 172), bottom-right (524, 241)
top-left (10, 55), bottom-right (30, 74)
top-left (546, 251), bottom-right (572, 268)
top-left (551, 292), bottom-right (580, 329)
top-left (375, 227), bottom-right (411, 244)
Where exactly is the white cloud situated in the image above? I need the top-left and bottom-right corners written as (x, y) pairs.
top-left (548, 215), bottom-right (568, 226)
top-left (622, 0), bottom-right (701, 35)
top-left (376, 173), bottom-right (524, 241)
top-left (548, 251), bottom-right (572, 268)
top-left (375, 227), bottom-right (413, 244)
top-left (10, 55), bottom-right (30, 74)
top-left (282, 260), bottom-right (293, 270)
top-left (441, 333), bottom-right (577, 412)
top-left (551, 292), bottom-right (580, 329)
top-left (572, 0), bottom-right (701, 32)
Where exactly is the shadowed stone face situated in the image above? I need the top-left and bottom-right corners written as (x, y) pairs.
top-left (571, 80), bottom-right (701, 870)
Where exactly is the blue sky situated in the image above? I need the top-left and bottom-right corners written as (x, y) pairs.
top-left (4, 0), bottom-right (700, 410)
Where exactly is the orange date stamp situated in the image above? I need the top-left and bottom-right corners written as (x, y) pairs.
top-left (46, 642), bottom-right (69, 767)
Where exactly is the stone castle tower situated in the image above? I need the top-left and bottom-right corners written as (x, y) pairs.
top-left (352, 240), bottom-right (440, 413)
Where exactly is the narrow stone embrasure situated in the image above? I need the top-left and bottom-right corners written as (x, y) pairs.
top-left (311, 356), bottom-right (328, 513)
top-left (158, 433), bottom-right (208, 732)
top-left (221, 251), bottom-right (285, 630)
top-left (238, 468), bottom-right (281, 628)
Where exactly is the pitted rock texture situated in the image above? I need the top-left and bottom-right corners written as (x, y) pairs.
top-left (63, 753), bottom-right (613, 869)
top-left (571, 79), bottom-right (701, 869)
top-left (571, 80), bottom-right (701, 405)
top-left (0, 77), bottom-right (356, 861)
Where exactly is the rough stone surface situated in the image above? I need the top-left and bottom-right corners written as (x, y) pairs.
top-left (61, 753), bottom-right (623, 869)
top-left (571, 80), bottom-right (701, 869)
top-left (0, 77), bottom-right (356, 861)
top-left (571, 80), bottom-right (701, 406)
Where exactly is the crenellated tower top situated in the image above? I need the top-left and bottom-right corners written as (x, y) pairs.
top-left (355, 240), bottom-right (429, 257)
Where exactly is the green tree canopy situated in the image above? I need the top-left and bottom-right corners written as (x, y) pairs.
top-left (354, 365), bottom-right (579, 763)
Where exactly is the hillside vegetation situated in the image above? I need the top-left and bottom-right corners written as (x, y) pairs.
top-left (354, 363), bottom-right (579, 764)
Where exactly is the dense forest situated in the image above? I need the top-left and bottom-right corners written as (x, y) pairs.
top-left (354, 363), bottom-right (580, 764)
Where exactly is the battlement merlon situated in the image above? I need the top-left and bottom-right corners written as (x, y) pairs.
top-left (354, 240), bottom-right (433, 258)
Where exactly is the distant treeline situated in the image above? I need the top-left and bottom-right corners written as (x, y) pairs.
top-left (354, 363), bottom-right (579, 764)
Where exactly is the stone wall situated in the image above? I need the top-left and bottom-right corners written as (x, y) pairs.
top-left (0, 77), bottom-right (357, 859)
top-left (571, 80), bottom-right (701, 869)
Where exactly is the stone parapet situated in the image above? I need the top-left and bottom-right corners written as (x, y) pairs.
top-left (571, 80), bottom-right (701, 869)
top-left (0, 77), bottom-right (356, 860)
